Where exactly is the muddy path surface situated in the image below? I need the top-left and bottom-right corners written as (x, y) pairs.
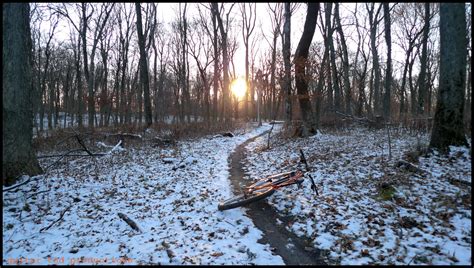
top-left (228, 131), bottom-right (329, 265)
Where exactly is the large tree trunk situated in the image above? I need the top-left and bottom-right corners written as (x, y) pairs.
top-left (295, 3), bottom-right (319, 135)
top-left (3, 3), bottom-right (43, 185)
top-left (135, 3), bottom-right (153, 127)
top-left (429, 3), bottom-right (467, 151)
top-left (383, 3), bottom-right (392, 121)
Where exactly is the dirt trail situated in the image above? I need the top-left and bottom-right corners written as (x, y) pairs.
top-left (228, 131), bottom-right (329, 265)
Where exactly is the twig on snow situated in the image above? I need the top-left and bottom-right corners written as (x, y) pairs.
top-left (39, 204), bottom-right (73, 232)
top-left (118, 213), bottom-right (141, 232)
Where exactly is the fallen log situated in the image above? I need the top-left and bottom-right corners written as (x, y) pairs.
top-left (222, 132), bottom-right (235, 137)
top-left (118, 213), bottom-right (141, 232)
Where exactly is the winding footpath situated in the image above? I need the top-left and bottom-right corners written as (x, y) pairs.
top-left (227, 131), bottom-right (328, 265)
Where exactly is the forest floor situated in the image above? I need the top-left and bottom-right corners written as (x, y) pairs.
top-left (245, 124), bottom-right (471, 265)
top-left (2, 122), bottom-right (471, 265)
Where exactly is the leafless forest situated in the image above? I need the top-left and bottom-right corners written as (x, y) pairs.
top-left (18, 3), bottom-right (470, 132)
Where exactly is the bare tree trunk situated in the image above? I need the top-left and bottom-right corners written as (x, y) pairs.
top-left (240, 3), bottom-right (256, 121)
top-left (368, 3), bottom-right (382, 116)
top-left (75, 33), bottom-right (84, 128)
top-left (63, 63), bottom-right (71, 128)
top-left (283, 3), bottom-right (292, 122)
top-left (80, 3), bottom-right (93, 128)
top-left (399, 51), bottom-right (411, 119)
top-left (465, 53), bottom-right (471, 128)
top-left (327, 3), bottom-right (342, 113)
top-left (3, 3), bottom-right (43, 185)
top-left (295, 3), bottom-right (319, 135)
top-left (152, 33), bottom-right (159, 123)
top-left (430, 3), bottom-right (467, 150)
top-left (135, 3), bottom-right (153, 127)
top-left (323, 4), bottom-right (333, 112)
top-left (334, 3), bottom-right (351, 115)
top-left (417, 3), bottom-right (430, 116)
top-left (211, 3), bottom-right (233, 122)
top-left (383, 3), bottom-right (392, 122)
top-left (48, 77), bottom-right (55, 130)
top-left (212, 10), bottom-right (219, 122)
top-left (409, 47), bottom-right (419, 116)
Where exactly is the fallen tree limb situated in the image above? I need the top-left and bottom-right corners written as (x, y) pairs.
top-left (3, 176), bottom-right (31, 192)
top-left (40, 204), bottom-right (73, 232)
top-left (395, 160), bottom-right (425, 174)
top-left (118, 213), bottom-right (141, 232)
top-left (105, 133), bottom-right (142, 140)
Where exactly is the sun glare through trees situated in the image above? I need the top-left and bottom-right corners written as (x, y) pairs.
top-left (230, 77), bottom-right (248, 100)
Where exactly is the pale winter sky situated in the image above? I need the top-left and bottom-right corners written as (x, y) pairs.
top-left (154, 3), bottom-right (409, 78)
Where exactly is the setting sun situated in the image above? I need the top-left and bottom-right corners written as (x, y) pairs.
top-left (230, 78), bottom-right (247, 100)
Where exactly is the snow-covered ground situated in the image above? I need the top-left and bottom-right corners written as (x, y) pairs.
top-left (3, 123), bottom-right (284, 265)
top-left (4, 123), bottom-right (471, 265)
top-left (244, 126), bottom-right (471, 265)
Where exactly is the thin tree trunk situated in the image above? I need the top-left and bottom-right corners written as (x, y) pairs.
top-left (368, 4), bottom-right (381, 116)
top-left (417, 2), bottom-right (430, 116)
top-left (335, 3), bottom-right (351, 115)
top-left (383, 3), bottom-right (392, 121)
top-left (283, 3), bottom-right (292, 122)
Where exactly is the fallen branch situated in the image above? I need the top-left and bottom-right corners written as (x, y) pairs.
top-left (74, 133), bottom-right (93, 156)
top-left (39, 204), bottom-right (73, 232)
top-left (3, 175), bottom-right (43, 192)
top-left (3, 177), bottom-right (30, 192)
top-left (27, 190), bottom-right (50, 199)
top-left (118, 213), bottom-right (141, 232)
top-left (108, 140), bottom-right (123, 154)
top-left (105, 133), bottom-right (142, 140)
top-left (395, 160), bottom-right (425, 174)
